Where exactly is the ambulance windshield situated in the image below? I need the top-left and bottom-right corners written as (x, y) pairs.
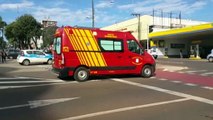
top-left (127, 40), bottom-right (142, 54)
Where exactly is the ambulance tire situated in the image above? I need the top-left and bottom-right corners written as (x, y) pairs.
top-left (74, 67), bottom-right (90, 82)
top-left (141, 65), bottom-right (153, 78)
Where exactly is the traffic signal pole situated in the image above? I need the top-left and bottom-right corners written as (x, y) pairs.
top-left (147, 25), bottom-right (149, 50)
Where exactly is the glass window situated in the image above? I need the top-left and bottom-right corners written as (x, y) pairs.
top-left (26, 51), bottom-right (33, 54)
top-left (34, 51), bottom-right (44, 55)
top-left (127, 40), bottom-right (141, 54)
top-left (55, 37), bottom-right (61, 54)
top-left (99, 39), bottom-right (123, 52)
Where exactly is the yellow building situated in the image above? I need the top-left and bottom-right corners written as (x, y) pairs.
top-left (102, 15), bottom-right (212, 59)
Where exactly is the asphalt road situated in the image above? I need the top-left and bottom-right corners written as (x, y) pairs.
top-left (0, 59), bottom-right (213, 120)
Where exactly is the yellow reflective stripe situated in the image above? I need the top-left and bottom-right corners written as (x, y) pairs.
top-left (87, 30), bottom-right (107, 66)
top-left (70, 35), bottom-right (87, 65)
top-left (79, 29), bottom-right (96, 66)
top-left (72, 29), bottom-right (89, 65)
top-left (76, 29), bottom-right (94, 67)
top-left (64, 28), bottom-right (84, 65)
top-left (73, 29), bottom-right (93, 66)
top-left (84, 30), bottom-right (99, 51)
top-left (80, 30), bottom-right (93, 50)
top-left (82, 30), bottom-right (100, 66)
top-left (95, 52), bottom-right (106, 66)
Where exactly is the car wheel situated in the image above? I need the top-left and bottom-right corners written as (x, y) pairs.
top-left (23, 59), bottom-right (30, 66)
top-left (208, 57), bottom-right (213, 62)
top-left (74, 67), bottom-right (89, 82)
top-left (47, 59), bottom-right (52, 64)
top-left (141, 65), bottom-right (153, 78)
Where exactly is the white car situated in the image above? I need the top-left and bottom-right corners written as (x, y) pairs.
top-left (17, 50), bottom-right (52, 65)
top-left (147, 48), bottom-right (158, 59)
top-left (207, 52), bottom-right (213, 62)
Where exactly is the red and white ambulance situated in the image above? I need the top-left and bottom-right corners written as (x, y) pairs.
top-left (52, 26), bottom-right (156, 81)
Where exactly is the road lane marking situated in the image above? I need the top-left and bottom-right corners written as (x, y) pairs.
top-left (112, 78), bottom-right (213, 105)
top-left (0, 80), bottom-right (64, 84)
top-left (0, 81), bottom-right (78, 90)
top-left (185, 70), bottom-right (207, 73)
top-left (171, 80), bottom-right (182, 83)
top-left (0, 97), bottom-right (79, 110)
top-left (150, 77), bottom-right (156, 79)
top-left (29, 97), bottom-right (80, 108)
top-left (0, 77), bottom-right (64, 82)
top-left (60, 98), bottom-right (190, 120)
top-left (159, 78), bottom-right (168, 81)
top-left (185, 83), bottom-right (197, 86)
top-left (200, 72), bottom-right (213, 76)
top-left (202, 86), bottom-right (213, 90)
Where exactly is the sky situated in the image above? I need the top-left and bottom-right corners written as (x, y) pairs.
top-left (0, 0), bottom-right (213, 28)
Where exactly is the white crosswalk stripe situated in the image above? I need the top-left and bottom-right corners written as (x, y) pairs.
top-left (164, 69), bottom-right (213, 77)
top-left (0, 77), bottom-right (67, 90)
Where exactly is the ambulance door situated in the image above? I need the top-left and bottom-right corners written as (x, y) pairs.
top-left (99, 39), bottom-right (129, 70)
top-left (127, 40), bottom-right (144, 71)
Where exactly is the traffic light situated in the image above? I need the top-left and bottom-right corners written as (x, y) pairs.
top-left (149, 25), bottom-right (154, 33)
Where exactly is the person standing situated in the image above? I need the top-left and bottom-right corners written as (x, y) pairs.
top-left (180, 49), bottom-right (183, 58)
top-left (0, 50), bottom-right (2, 63)
top-left (1, 49), bottom-right (7, 63)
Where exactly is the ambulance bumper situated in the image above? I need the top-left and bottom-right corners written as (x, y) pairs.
top-left (52, 67), bottom-right (75, 78)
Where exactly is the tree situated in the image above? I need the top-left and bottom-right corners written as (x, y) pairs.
top-left (0, 16), bottom-right (7, 49)
top-left (5, 22), bottom-right (19, 48)
top-left (5, 14), bottom-right (42, 49)
top-left (42, 26), bottom-right (58, 47)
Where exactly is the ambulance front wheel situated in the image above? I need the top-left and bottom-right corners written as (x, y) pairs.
top-left (141, 65), bottom-right (153, 78)
top-left (74, 67), bottom-right (90, 82)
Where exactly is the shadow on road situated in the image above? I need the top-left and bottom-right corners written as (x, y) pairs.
top-left (0, 66), bottom-right (18, 77)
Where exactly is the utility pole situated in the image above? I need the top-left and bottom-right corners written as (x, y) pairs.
top-left (92, 0), bottom-right (95, 28)
top-left (132, 13), bottom-right (141, 41)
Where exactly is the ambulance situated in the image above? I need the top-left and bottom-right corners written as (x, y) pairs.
top-left (52, 26), bottom-right (156, 81)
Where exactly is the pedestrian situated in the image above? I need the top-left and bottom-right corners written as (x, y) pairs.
top-left (1, 49), bottom-right (7, 63)
top-left (0, 50), bottom-right (2, 63)
top-left (180, 49), bottom-right (183, 58)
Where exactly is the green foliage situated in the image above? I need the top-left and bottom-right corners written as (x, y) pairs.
top-left (5, 14), bottom-right (42, 49)
top-left (43, 26), bottom-right (58, 47)
top-left (0, 16), bottom-right (7, 49)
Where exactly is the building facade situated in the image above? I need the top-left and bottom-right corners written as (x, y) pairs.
top-left (102, 15), bottom-right (213, 58)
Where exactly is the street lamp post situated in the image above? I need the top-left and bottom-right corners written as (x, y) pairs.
top-left (92, 0), bottom-right (95, 28)
top-left (132, 13), bottom-right (141, 41)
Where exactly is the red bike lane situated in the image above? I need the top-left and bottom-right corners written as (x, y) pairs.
top-left (155, 70), bottom-right (213, 87)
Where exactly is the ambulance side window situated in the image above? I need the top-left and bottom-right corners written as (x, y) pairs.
top-left (127, 40), bottom-right (142, 54)
top-left (99, 39), bottom-right (123, 52)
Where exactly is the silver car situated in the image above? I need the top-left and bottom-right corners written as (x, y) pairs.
top-left (207, 51), bottom-right (213, 62)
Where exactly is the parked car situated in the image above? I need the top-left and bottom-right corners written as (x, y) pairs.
top-left (6, 49), bottom-right (20, 59)
top-left (147, 47), bottom-right (158, 59)
top-left (17, 50), bottom-right (52, 65)
top-left (207, 49), bottom-right (213, 62)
